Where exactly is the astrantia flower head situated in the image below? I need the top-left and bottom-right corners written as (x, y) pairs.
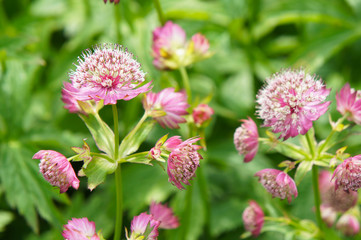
top-left (255, 169), bottom-right (298, 203)
top-left (192, 103), bottom-right (214, 127)
top-left (234, 117), bottom-right (259, 163)
top-left (336, 83), bottom-right (361, 125)
top-left (336, 213), bottom-right (360, 236)
top-left (150, 202), bottom-right (180, 229)
top-left (33, 150), bottom-right (79, 193)
top-left (143, 88), bottom-right (189, 129)
top-left (167, 137), bottom-right (202, 189)
top-left (149, 135), bottom-right (183, 160)
top-left (126, 212), bottom-right (160, 240)
top-left (65, 43), bottom-right (151, 105)
top-left (332, 155), bottom-right (361, 192)
top-left (242, 200), bottom-right (264, 237)
top-left (62, 217), bottom-right (100, 240)
top-left (189, 33), bottom-right (211, 62)
top-left (256, 69), bottom-right (331, 140)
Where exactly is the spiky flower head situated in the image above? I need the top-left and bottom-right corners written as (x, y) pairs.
top-left (33, 150), bottom-right (79, 193)
top-left (256, 69), bottom-right (330, 140)
top-left (65, 43), bottom-right (151, 105)
top-left (62, 217), bottom-right (100, 240)
top-left (167, 137), bottom-right (202, 190)
top-left (336, 83), bottom-right (361, 125)
top-left (192, 103), bottom-right (214, 127)
top-left (336, 213), bottom-right (360, 236)
top-left (104, 0), bottom-right (120, 4)
top-left (242, 200), bottom-right (264, 237)
top-left (143, 88), bottom-right (189, 129)
top-left (126, 213), bottom-right (160, 240)
top-left (332, 155), bottom-right (361, 192)
top-left (255, 169), bottom-right (298, 203)
top-left (149, 202), bottom-right (180, 229)
top-left (234, 117), bottom-right (259, 163)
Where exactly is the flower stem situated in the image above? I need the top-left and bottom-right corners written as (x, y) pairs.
top-left (197, 163), bottom-right (211, 239)
top-left (179, 67), bottom-right (192, 104)
top-left (305, 130), bottom-right (316, 159)
top-left (153, 0), bottom-right (165, 25)
top-left (112, 105), bottom-right (120, 160)
top-left (317, 115), bottom-right (347, 155)
top-left (181, 184), bottom-right (193, 240)
top-left (114, 164), bottom-right (123, 240)
top-left (312, 165), bottom-right (324, 235)
top-left (123, 112), bottom-right (148, 144)
top-left (114, 4), bottom-right (122, 42)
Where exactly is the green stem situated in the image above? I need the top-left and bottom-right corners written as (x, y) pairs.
top-left (181, 184), bottom-right (193, 240)
top-left (112, 105), bottom-right (120, 160)
top-left (312, 166), bottom-right (323, 234)
top-left (317, 115), bottom-right (347, 155)
top-left (153, 0), bottom-right (166, 25)
top-left (114, 165), bottom-right (123, 240)
top-left (197, 163), bottom-right (211, 239)
top-left (305, 130), bottom-right (316, 159)
top-left (179, 67), bottom-right (192, 104)
top-left (114, 4), bottom-right (122, 42)
top-left (124, 112), bottom-right (148, 143)
top-left (90, 153), bottom-right (114, 162)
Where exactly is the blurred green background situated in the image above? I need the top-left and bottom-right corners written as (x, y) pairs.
top-left (2, 0), bottom-right (361, 239)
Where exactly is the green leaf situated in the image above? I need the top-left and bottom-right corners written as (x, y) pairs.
top-left (123, 152), bottom-right (152, 165)
top-left (81, 156), bottom-right (117, 191)
top-left (294, 160), bottom-right (313, 185)
top-left (80, 114), bottom-right (114, 158)
top-left (266, 139), bottom-right (308, 160)
top-left (0, 211), bottom-right (14, 232)
top-left (119, 121), bottom-right (155, 158)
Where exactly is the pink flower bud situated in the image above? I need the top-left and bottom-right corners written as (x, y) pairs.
top-left (234, 117), bottom-right (259, 163)
top-left (62, 217), bottom-right (100, 240)
top-left (332, 155), bottom-right (361, 192)
top-left (190, 33), bottom-right (210, 57)
top-left (127, 213), bottom-right (160, 240)
top-left (33, 150), bottom-right (79, 193)
top-left (336, 83), bottom-right (361, 125)
top-left (336, 214), bottom-right (360, 236)
top-left (242, 200), bottom-right (264, 237)
top-left (320, 204), bottom-right (337, 227)
top-left (256, 69), bottom-right (330, 140)
top-left (192, 103), bottom-right (214, 126)
top-left (150, 202), bottom-right (179, 229)
top-left (255, 169), bottom-right (298, 203)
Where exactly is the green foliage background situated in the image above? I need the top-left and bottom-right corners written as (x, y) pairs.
top-left (1, 0), bottom-right (361, 239)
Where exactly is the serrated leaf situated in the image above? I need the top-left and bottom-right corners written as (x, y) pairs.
top-left (80, 114), bottom-right (114, 157)
top-left (82, 156), bottom-right (117, 191)
top-left (271, 141), bottom-right (308, 160)
top-left (123, 152), bottom-right (152, 165)
top-left (119, 120), bottom-right (155, 158)
top-left (294, 161), bottom-right (313, 185)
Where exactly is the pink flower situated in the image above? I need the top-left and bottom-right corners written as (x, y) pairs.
top-left (65, 43), bottom-right (152, 105)
top-left (192, 103), bottom-right (214, 126)
top-left (336, 214), bottom-right (360, 236)
top-left (127, 213), bottom-right (160, 240)
top-left (336, 83), bottom-right (361, 125)
top-left (190, 33), bottom-right (210, 60)
top-left (256, 69), bottom-right (330, 140)
top-left (234, 117), bottom-right (259, 163)
top-left (319, 170), bottom-right (357, 212)
top-left (62, 217), bottom-right (100, 240)
top-left (33, 150), bottom-right (79, 193)
top-left (149, 135), bottom-right (183, 160)
top-left (332, 155), bottom-right (361, 192)
top-left (61, 82), bottom-right (86, 114)
top-left (255, 169), bottom-right (298, 203)
top-left (104, 0), bottom-right (120, 4)
top-left (149, 202), bottom-right (180, 229)
top-left (143, 88), bottom-right (189, 129)
top-left (242, 200), bottom-right (264, 237)
top-left (167, 137), bottom-right (203, 189)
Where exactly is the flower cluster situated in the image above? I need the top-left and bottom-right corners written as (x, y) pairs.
top-left (336, 83), bottom-right (361, 125)
top-left (62, 217), bottom-right (100, 240)
top-left (242, 200), bottom-right (264, 237)
top-left (332, 155), bottom-right (361, 192)
top-left (233, 117), bottom-right (259, 163)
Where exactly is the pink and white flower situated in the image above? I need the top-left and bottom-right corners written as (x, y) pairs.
top-left (62, 217), bottom-right (100, 240)
top-left (190, 33), bottom-right (210, 61)
top-left (336, 213), bottom-right (360, 236)
top-left (65, 43), bottom-right (151, 105)
top-left (255, 169), bottom-right (298, 203)
top-left (167, 137), bottom-right (203, 190)
top-left (234, 117), bottom-right (259, 163)
top-left (332, 155), bottom-right (361, 192)
top-left (192, 103), bottom-right (214, 126)
top-left (242, 200), bottom-right (264, 237)
top-left (33, 150), bottom-right (79, 193)
top-left (256, 69), bottom-right (330, 140)
top-left (143, 88), bottom-right (189, 129)
top-left (149, 202), bottom-right (179, 229)
top-left (149, 135), bottom-right (183, 160)
top-left (336, 83), bottom-right (361, 125)
top-left (126, 213), bottom-right (160, 240)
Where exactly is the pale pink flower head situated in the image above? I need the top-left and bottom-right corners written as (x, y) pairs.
top-left (62, 217), bottom-right (99, 240)
top-left (336, 83), bottom-right (361, 125)
top-left (127, 212), bottom-right (160, 240)
top-left (143, 88), bottom-right (189, 129)
top-left (255, 169), bottom-right (298, 203)
top-left (167, 137), bottom-right (203, 190)
top-left (319, 170), bottom-right (358, 212)
top-left (65, 43), bottom-right (151, 105)
top-left (192, 103), bottom-right (214, 126)
top-left (332, 155), bottom-right (361, 192)
top-left (256, 69), bottom-right (331, 140)
top-left (189, 33), bottom-right (210, 60)
top-left (320, 205), bottom-right (337, 227)
top-left (150, 202), bottom-right (180, 229)
top-left (234, 117), bottom-right (259, 163)
top-left (242, 200), bottom-right (264, 237)
top-left (336, 214), bottom-right (360, 236)
top-left (104, 0), bottom-right (120, 4)
top-left (33, 150), bottom-right (79, 193)
top-left (62, 82), bottom-right (86, 114)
